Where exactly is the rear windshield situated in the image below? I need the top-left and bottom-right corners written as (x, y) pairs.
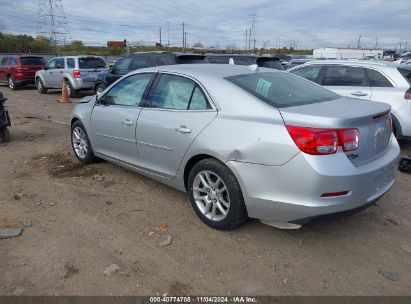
top-left (176, 55), bottom-right (207, 64)
top-left (398, 67), bottom-right (411, 84)
top-left (78, 57), bottom-right (107, 69)
top-left (226, 72), bottom-right (339, 108)
top-left (207, 57), bottom-right (230, 64)
top-left (20, 57), bottom-right (45, 65)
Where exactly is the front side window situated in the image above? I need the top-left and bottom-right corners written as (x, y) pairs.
top-left (66, 58), bottom-right (75, 69)
top-left (46, 59), bottom-right (56, 69)
top-left (104, 73), bottom-right (152, 106)
top-left (290, 65), bottom-right (322, 82)
top-left (226, 72), bottom-right (339, 108)
top-left (115, 57), bottom-right (132, 72)
top-left (148, 74), bottom-right (210, 110)
top-left (322, 65), bottom-right (367, 86)
top-left (366, 69), bottom-right (393, 87)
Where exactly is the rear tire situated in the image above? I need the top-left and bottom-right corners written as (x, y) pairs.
top-left (65, 80), bottom-right (77, 98)
top-left (8, 76), bottom-right (17, 91)
top-left (0, 127), bottom-right (10, 142)
top-left (71, 121), bottom-right (97, 164)
top-left (36, 78), bottom-right (47, 94)
top-left (188, 158), bottom-right (248, 230)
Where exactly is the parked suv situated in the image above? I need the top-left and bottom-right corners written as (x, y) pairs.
top-left (35, 56), bottom-right (108, 97)
top-left (0, 55), bottom-right (45, 90)
top-left (289, 60), bottom-right (411, 139)
top-left (94, 52), bottom-right (207, 93)
top-left (206, 54), bottom-right (283, 70)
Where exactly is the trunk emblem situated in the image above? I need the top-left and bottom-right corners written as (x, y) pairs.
top-left (375, 127), bottom-right (385, 137)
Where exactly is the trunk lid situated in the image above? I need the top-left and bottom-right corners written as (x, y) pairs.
top-left (279, 97), bottom-right (392, 166)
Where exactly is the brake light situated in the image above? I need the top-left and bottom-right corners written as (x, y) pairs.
top-left (405, 88), bottom-right (411, 100)
top-left (321, 191), bottom-right (349, 198)
top-left (286, 126), bottom-right (359, 155)
top-left (73, 70), bottom-right (81, 78)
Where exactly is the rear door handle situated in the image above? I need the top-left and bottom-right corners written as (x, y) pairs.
top-left (351, 91), bottom-right (368, 97)
top-left (122, 119), bottom-right (133, 126)
top-left (175, 126), bottom-right (191, 134)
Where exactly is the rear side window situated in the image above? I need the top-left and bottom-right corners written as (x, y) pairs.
top-left (398, 67), bottom-right (411, 85)
top-left (148, 74), bottom-right (210, 110)
top-left (226, 72), bottom-right (339, 108)
top-left (66, 58), bottom-right (75, 69)
top-left (78, 57), bottom-right (106, 69)
top-left (366, 69), bottom-right (393, 87)
top-left (129, 56), bottom-right (151, 70)
top-left (155, 54), bottom-right (176, 66)
top-left (20, 57), bottom-right (45, 65)
top-left (322, 66), bottom-right (368, 86)
top-left (175, 55), bottom-right (206, 64)
top-left (9, 58), bottom-right (17, 65)
top-left (290, 65), bottom-right (322, 82)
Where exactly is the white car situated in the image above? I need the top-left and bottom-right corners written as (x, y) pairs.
top-left (289, 60), bottom-right (411, 139)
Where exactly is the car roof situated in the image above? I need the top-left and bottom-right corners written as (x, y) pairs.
top-left (138, 63), bottom-right (276, 79)
top-left (304, 59), bottom-right (399, 69)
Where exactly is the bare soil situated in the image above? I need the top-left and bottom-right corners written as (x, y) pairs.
top-left (0, 86), bottom-right (410, 296)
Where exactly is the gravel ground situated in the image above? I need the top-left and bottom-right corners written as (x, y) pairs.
top-left (0, 86), bottom-right (410, 296)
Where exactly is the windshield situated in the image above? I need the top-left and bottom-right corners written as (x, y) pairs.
top-left (20, 57), bottom-right (45, 65)
top-left (78, 57), bottom-right (107, 69)
top-left (257, 59), bottom-right (283, 70)
top-left (226, 72), bottom-right (339, 108)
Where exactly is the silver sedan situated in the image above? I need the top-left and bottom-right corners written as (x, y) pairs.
top-left (70, 64), bottom-right (400, 230)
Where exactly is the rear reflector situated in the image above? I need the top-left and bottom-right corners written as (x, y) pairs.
top-left (286, 126), bottom-right (359, 155)
top-left (321, 191), bottom-right (349, 198)
top-left (73, 70), bottom-right (81, 78)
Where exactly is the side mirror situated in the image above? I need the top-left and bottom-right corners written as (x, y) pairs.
top-left (43, 66), bottom-right (48, 71)
top-left (110, 66), bottom-right (116, 73)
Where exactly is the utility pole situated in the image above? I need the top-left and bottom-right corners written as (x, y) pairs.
top-left (249, 13), bottom-right (256, 53)
top-left (248, 28), bottom-right (251, 53)
top-left (159, 27), bottom-right (162, 45)
top-left (182, 22), bottom-right (185, 51)
top-left (184, 32), bottom-right (187, 50)
top-left (167, 21), bottom-right (170, 51)
top-left (357, 35), bottom-right (362, 48)
top-left (399, 37), bottom-right (403, 52)
top-left (375, 37), bottom-right (378, 49)
top-left (245, 29), bottom-right (248, 52)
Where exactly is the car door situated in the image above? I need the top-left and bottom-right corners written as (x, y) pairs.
top-left (136, 73), bottom-right (217, 178)
top-left (320, 65), bottom-right (371, 100)
top-left (42, 59), bottom-right (57, 87)
top-left (52, 58), bottom-right (65, 87)
top-left (90, 73), bottom-right (155, 165)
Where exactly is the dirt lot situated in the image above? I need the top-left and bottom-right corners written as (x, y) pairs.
top-left (0, 86), bottom-right (410, 296)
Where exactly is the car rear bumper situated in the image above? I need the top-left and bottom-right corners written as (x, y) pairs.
top-left (71, 78), bottom-right (96, 90)
top-left (227, 136), bottom-right (400, 224)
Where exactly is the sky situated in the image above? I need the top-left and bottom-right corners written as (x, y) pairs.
top-left (0, 0), bottom-right (410, 50)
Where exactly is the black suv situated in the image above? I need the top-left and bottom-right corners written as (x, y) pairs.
top-left (95, 52), bottom-right (207, 93)
top-left (206, 54), bottom-right (283, 70)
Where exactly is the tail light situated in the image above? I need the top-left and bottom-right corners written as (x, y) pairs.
top-left (286, 126), bottom-right (359, 155)
top-left (73, 70), bottom-right (81, 78)
top-left (405, 88), bottom-right (411, 100)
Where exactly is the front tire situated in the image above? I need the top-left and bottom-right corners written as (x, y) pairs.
top-left (71, 121), bottom-right (97, 164)
top-left (188, 158), bottom-right (248, 230)
top-left (36, 78), bottom-right (47, 94)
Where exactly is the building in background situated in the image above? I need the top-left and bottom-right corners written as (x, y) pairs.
top-left (313, 47), bottom-right (384, 60)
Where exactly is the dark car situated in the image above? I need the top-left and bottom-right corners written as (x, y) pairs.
top-left (94, 52), bottom-right (208, 93)
top-left (206, 54), bottom-right (283, 70)
top-left (0, 55), bottom-right (46, 90)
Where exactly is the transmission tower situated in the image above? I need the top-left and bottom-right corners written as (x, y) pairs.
top-left (37, 0), bottom-right (71, 46)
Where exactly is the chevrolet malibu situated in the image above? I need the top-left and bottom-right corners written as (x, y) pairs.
top-left (70, 64), bottom-right (400, 230)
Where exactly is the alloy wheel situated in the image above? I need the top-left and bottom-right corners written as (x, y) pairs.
top-left (192, 170), bottom-right (230, 221)
top-left (72, 127), bottom-right (88, 159)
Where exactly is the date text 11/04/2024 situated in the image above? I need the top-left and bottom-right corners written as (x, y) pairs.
top-left (149, 296), bottom-right (257, 303)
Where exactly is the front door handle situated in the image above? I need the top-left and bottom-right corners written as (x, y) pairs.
top-left (175, 126), bottom-right (191, 134)
top-left (351, 91), bottom-right (368, 97)
top-left (122, 119), bottom-right (133, 126)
